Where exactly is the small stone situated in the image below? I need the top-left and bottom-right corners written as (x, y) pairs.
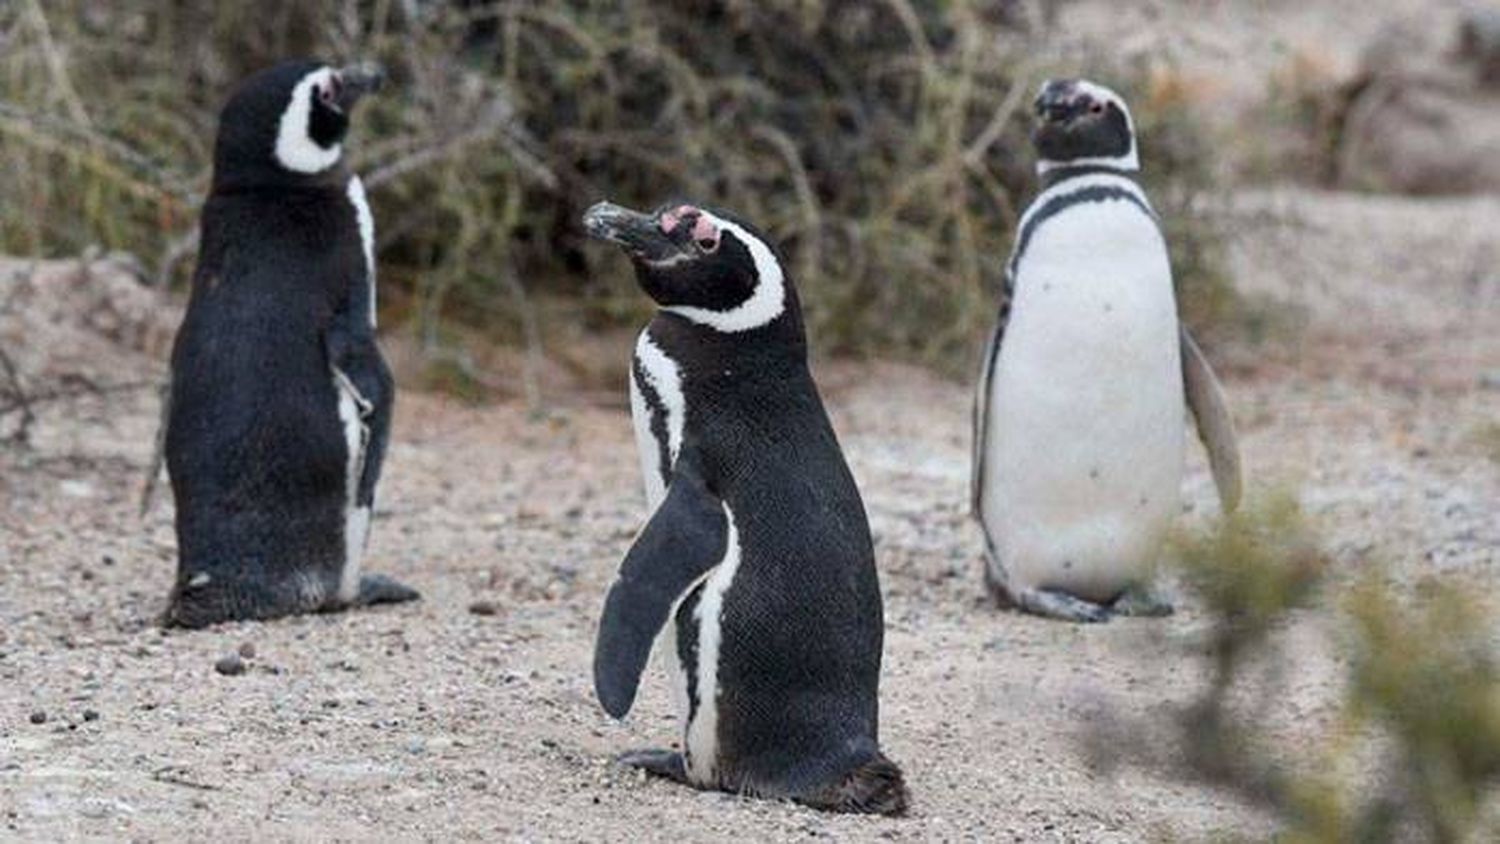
top-left (214, 654), bottom-right (245, 676)
top-left (237, 642), bottom-right (256, 660)
top-left (28, 710), bottom-right (47, 725)
top-left (468, 600), bottom-right (498, 616)
top-left (82, 709), bottom-right (100, 722)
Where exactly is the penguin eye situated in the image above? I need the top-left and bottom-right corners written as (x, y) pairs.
top-left (1089, 101), bottom-right (1105, 115)
top-left (319, 77), bottom-right (343, 111)
top-left (696, 237), bottom-right (719, 253)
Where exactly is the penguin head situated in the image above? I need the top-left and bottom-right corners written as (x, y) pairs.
top-left (1031, 78), bottom-right (1139, 175)
top-left (583, 201), bottom-right (794, 334)
top-left (211, 60), bottom-right (385, 190)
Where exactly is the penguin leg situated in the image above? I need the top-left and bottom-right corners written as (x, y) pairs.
top-left (616, 748), bottom-right (689, 784)
top-left (353, 573), bottom-right (420, 606)
top-left (1110, 585), bottom-right (1175, 618)
top-left (982, 536), bottom-right (1111, 623)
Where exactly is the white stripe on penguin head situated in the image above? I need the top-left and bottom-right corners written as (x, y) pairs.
top-left (664, 212), bottom-right (786, 333)
top-left (1035, 79), bottom-right (1140, 176)
top-left (275, 67), bottom-right (343, 174)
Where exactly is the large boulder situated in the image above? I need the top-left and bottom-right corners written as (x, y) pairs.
top-left (1336, 8), bottom-right (1500, 195)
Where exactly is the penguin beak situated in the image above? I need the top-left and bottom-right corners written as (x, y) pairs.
top-left (333, 62), bottom-right (386, 111)
top-left (582, 202), bottom-right (686, 264)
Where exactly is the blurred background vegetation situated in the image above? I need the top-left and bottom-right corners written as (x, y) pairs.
top-left (1088, 493), bottom-right (1500, 842)
top-left (0, 0), bottom-right (1250, 385)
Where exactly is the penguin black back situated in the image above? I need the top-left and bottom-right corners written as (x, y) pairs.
top-left (163, 60), bottom-right (415, 627)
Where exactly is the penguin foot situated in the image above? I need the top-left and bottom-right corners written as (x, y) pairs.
top-left (798, 754), bottom-right (909, 816)
top-left (1010, 587), bottom-right (1112, 623)
top-left (1110, 586), bottom-right (1175, 618)
top-left (353, 573), bottom-right (421, 607)
top-left (981, 548), bottom-right (1108, 622)
top-left (615, 748), bottom-right (689, 784)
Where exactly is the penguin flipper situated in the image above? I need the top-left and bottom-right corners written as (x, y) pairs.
top-left (594, 462), bottom-right (727, 719)
top-left (1180, 326), bottom-right (1243, 513)
top-left (325, 319), bottom-right (393, 507)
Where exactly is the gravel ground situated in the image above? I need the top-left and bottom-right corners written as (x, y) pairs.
top-left (1, 183), bottom-right (1496, 841)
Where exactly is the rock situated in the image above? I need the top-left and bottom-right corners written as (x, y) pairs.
top-left (214, 654), bottom-right (245, 676)
top-left (28, 710), bottom-right (47, 725)
top-left (1336, 14), bottom-right (1500, 194)
top-left (468, 600), bottom-right (499, 616)
top-left (82, 709), bottom-right (100, 722)
top-left (237, 641), bottom-right (256, 660)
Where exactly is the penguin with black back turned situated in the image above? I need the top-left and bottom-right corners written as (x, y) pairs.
top-left (972, 79), bottom-right (1242, 623)
top-left (583, 200), bottom-right (908, 815)
top-left (163, 60), bottom-right (418, 627)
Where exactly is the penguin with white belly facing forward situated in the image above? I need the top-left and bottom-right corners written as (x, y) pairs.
top-left (972, 79), bottom-right (1242, 623)
top-left (583, 200), bottom-right (907, 815)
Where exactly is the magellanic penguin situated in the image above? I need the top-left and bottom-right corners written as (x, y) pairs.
top-left (163, 60), bottom-right (418, 628)
top-left (972, 79), bottom-right (1243, 623)
top-left (582, 201), bottom-right (908, 815)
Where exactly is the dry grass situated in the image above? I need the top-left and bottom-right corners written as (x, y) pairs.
top-left (0, 1), bottom-right (1247, 375)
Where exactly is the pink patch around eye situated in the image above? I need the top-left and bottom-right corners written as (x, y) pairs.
top-left (659, 204), bottom-right (697, 234)
top-left (691, 214), bottom-right (718, 247)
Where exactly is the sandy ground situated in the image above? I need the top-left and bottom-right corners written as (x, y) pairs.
top-left (1, 182), bottom-right (1497, 841)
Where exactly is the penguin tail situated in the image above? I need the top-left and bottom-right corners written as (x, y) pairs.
top-left (801, 754), bottom-right (910, 817)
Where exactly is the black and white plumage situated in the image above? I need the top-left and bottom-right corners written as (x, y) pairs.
top-left (584, 201), bottom-right (908, 815)
top-left (972, 79), bottom-right (1242, 623)
top-left (163, 60), bottom-right (417, 628)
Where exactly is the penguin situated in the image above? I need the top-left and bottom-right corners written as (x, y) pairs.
top-left (972, 78), bottom-right (1242, 623)
top-left (582, 200), bottom-right (908, 815)
top-left (162, 60), bottom-right (418, 628)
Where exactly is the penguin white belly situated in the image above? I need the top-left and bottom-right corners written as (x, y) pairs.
top-left (984, 202), bottom-right (1184, 601)
top-left (630, 329), bottom-right (684, 510)
top-left (332, 370), bottom-right (371, 603)
top-left (627, 328), bottom-right (702, 757)
top-left (333, 174), bottom-right (378, 604)
top-left (681, 503), bottom-right (741, 785)
top-left (628, 368), bottom-right (666, 508)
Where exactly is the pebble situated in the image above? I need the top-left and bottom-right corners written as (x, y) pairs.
top-left (468, 600), bottom-right (498, 616)
top-left (214, 654), bottom-right (245, 676)
top-left (26, 709), bottom-right (47, 725)
top-left (237, 642), bottom-right (256, 659)
top-left (82, 709), bottom-right (100, 722)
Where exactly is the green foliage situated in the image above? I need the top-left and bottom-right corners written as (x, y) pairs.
top-left (1173, 491), bottom-right (1326, 680)
top-left (1342, 578), bottom-right (1500, 840)
top-left (0, 1), bottom-right (1250, 372)
top-left (1137, 494), bottom-right (1500, 842)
